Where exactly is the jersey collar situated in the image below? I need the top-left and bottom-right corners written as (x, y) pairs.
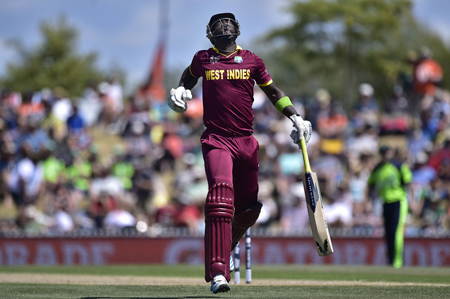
top-left (212, 45), bottom-right (242, 57)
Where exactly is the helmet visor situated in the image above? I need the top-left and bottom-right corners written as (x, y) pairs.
top-left (210, 18), bottom-right (239, 38)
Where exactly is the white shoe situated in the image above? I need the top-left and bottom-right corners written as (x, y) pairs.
top-left (210, 274), bottom-right (230, 294)
top-left (230, 254), bottom-right (234, 272)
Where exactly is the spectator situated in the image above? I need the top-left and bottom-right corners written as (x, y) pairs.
top-left (51, 87), bottom-right (73, 123)
top-left (103, 193), bottom-right (136, 230)
top-left (348, 164), bottom-right (370, 218)
top-left (97, 79), bottom-right (124, 131)
top-left (124, 120), bottom-right (151, 162)
top-left (52, 188), bottom-right (75, 233)
top-left (255, 179), bottom-right (278, 228)
top-left (132, 166), bottom-right (155, 214)
top-left (171, 196), bottom-right (203, 234)
top-left (324, 183), bottom-right (353, 228)
top-left (7, 147), bottom-right (44, 207)
top-left (410, 151), bottom-right (436, 217)
top-left (66, 104), bottom-right (85, 134)
top-left (380, 85), bottom-right (410, 135)
top-left (0, 91), bottom-right (19, 130)
top-left (308, 88), bottom-right (332, 128)
top-left (428, 139), bottom-right (450, 174)
top-left (154, 130), bottom-right (182, 173)
top-left (183, 167), bottom-right (208, 205)
top-left (111, 146), bottom-right (135, 191)
top-left (410, 47), bottom-right (443, 103)
top-left (351, 83), bottom-right (379, 131)
top-left (107, 76), bottom-right (124, 117)
top-left (18, 115), bottom-right (52, 160)
top-left (42, 145), bottom-right (65, 191)
top-left (97, 81), bottom-right (115, 128)
top-left (0, 127), bottom-right (16, 208)
top-left (280, 181), bottom-right (309, 234)
top-left (79, 82), bottom-right (102, 127)
top-left (63, 152), bottom-right (92, 193)
top-left (420, 178), bottom-right (449, 234)
top-left (17, 91), bottom-right (45, 121)
top-left (408, 119), bottom-right (433, 163)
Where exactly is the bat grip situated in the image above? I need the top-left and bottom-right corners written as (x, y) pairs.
top-left (300, 139), bottom-right (311, 173)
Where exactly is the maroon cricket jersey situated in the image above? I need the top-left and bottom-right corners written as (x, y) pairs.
top-left (189, 46), bottom-right (273, 136)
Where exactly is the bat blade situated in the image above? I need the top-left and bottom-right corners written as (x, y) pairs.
top-left (303, 171), bottom-right (334, 256)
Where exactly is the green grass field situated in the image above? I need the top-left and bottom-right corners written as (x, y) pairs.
top-left (0, 265), bottom-right (449, 299)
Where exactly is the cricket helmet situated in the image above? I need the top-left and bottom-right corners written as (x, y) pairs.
top-left (206, 13), bottom-right (240, 41)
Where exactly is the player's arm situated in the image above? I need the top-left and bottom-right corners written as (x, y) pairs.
top-left (179, 66), bottom-right (199, 90)
top-left (365, 171), bottom-right (378, 213)
top-left (260, 82), bottom-right (312, 145)
top-left (260, 82), bottom-right (295, 117)
top-left (168, 66), bottom-right (198, 113)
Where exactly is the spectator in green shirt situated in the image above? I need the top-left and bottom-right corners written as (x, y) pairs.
top-left (111, 146), bottom-right (135, 191)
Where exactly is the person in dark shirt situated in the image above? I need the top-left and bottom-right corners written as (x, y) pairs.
top-left (168, 13), bottom-right (312, 293)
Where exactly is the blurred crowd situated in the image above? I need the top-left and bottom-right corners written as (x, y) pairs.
top-left (0, 47), bottom-right (449, 237)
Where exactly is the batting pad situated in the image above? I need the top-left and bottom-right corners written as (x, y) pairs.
top-left (204, 183), bottom-right (234, 282)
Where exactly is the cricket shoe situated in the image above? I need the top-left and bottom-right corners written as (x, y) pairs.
top-left (230, 254), bottom-right (234, 272)
top-left (210, 274), bottom-right (230, 294)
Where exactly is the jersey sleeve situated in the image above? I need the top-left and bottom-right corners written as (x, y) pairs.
top-left (188, 52), bottom-right (202, 78)
top-left (400, 163), bottom-right (413, 185)
top-left (253, 55), bottom-right (273, 87)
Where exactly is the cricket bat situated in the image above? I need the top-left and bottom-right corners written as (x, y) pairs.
top-left (299, 138), bottom-right (334, 256)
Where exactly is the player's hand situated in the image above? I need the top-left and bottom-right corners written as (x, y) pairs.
top-left (168, 86), bottom-right (192, 113)
top-left (289, 114), bottom-right (312, 146)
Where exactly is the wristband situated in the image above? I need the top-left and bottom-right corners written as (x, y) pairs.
top-left (275, 96), bottom-right (293, 114)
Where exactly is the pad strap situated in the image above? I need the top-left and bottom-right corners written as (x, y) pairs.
top-left (231, 201), bottom-right (262, 251)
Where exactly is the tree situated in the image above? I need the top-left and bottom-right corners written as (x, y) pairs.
top-left (1, 16), bottom-right (110, 97)
top-left (257, 0), bottom-right (450, 109)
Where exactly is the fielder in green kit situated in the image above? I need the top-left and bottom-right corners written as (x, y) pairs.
top-left (368, 145), bottom-right (412, 268)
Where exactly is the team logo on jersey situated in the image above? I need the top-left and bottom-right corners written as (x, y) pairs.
top-left (234, 56), bottom-right (243, 63)
top-left (210, 55), bottom-right (220, 64)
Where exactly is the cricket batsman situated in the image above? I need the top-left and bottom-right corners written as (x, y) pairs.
top-left (168, 13), bottom-right (312, 293)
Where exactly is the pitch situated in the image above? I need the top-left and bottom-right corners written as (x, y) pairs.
top-left (0, 265), bottom-right (448, 298)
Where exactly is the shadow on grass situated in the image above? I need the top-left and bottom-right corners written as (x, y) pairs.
top-left (80, 297), bottom-right (219, 299)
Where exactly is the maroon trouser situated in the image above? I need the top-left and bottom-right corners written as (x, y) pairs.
top-left (201, 129), bottom-right (259, 282)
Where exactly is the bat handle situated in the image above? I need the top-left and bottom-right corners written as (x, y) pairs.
top-left (300, 139), bottom-right (311, 173)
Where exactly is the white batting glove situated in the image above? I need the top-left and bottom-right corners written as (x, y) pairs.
top-left (168, 86), bottom-right (192, 113)
top-left (289, 114), bottom-right (312, 146)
